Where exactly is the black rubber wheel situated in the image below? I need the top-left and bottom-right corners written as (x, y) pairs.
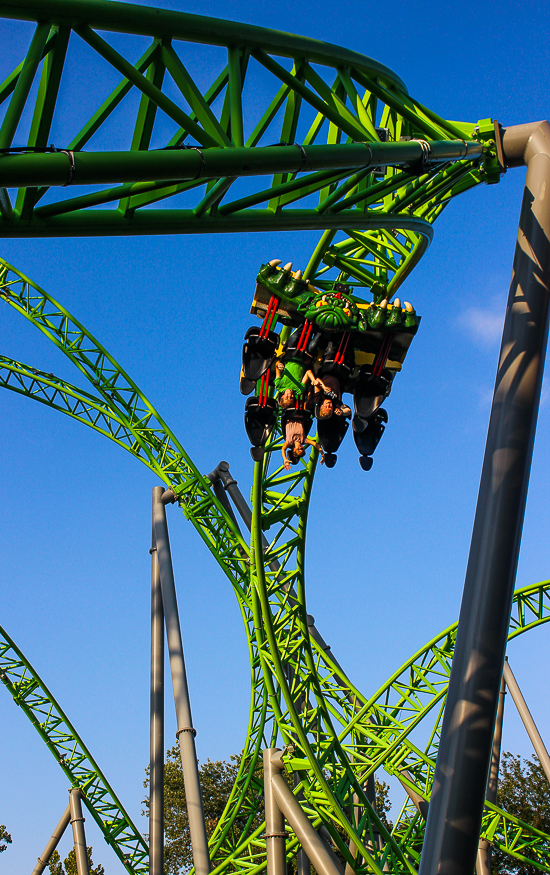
top-left (359, 455), bottom-right (373, 471)
top-left (250, 446), bottom-right (265, 462)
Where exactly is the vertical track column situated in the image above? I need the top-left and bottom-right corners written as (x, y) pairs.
top-left (419, 119), bottom-right (550, 875)
top-left (476, 675), bottom-right (505, 875)
top-left (69, 789), bottom-right (90, 875)
top-left (264, 748), bottom-right (287, 875)
top-left (150, 487), bottom-right (165, 875)
top-left (152, 487), bottom-right (211, 875)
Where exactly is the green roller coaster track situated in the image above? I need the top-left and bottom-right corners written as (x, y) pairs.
top-left (1, 254), bottom-right (550, 874)
top-left (0, 2), bottom-right (545, 873)
top-left (0, 0), bottom-right (501, 297)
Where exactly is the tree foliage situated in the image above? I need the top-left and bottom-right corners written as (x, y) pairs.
top-left (492, 752), bottom-right (550, 874)
top-left (0, 825), bottom-right (11, 854)
top-left (144, 747), bottom-right (392, 875)
top-left (48, 846), bottom-right (104, 875)
top-left (143, 746), bottom-right (263, 875)
top-left (373, 779), bottom-right (393, 833)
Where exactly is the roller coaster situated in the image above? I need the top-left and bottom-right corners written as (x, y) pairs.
top-left (0, 3), bottom-right (549, 874)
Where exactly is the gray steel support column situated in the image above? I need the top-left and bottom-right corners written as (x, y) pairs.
top-left (263, 749), bottom-right (287, 875)
top-left (31, 805), bottom-right (70, 875)
top-left (344, 790), bottom-right (360, 875)
top-left (318, 824), bottom-right (345, 874)
top-left (209, 461), bottom-right (279, 573)
top-left (419, 119), bottom-right (550, 875)
top-left (152, 488), bottom-right (211, 875)
top-left (398, 771), bottom-right (429, 819)
top-left (476, 675), bottom-right (505, 875)
top-left (270, 772), bottom-right (342, 875)
top-left (69, 789), bottom-right (90, 875)
top-left (294, 772), bottom-right (311, 875)
top-left (150, 487), bottom-right (165, 875)
top-left (503, 658), bottom-right (550, 782)
top-left (487, 674), bottom-right (506, 802)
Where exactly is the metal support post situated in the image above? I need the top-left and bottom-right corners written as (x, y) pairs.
top-left (69, 789), bottom-right (90, 875)
top-left (344, 789), bottom-right (361, 875)
top-left (208, 462), bottom-right (279, 572)
top-left (294, 772), bottom-right (311, 875)
top-left (269, 769), bottom-right (342, 875)
top-left (476, 674), bottom-right (505, 875)
top-left (419, 119), bottom-right (550, 875)
top-left (150, 489), bottom-right (165, 875)
top-left (398, 771), bottom-right (429, 820)
top-left (503, 658), bottom-right (550, 782)
top-left (152, 486), bottom-right (211, 875)
top-left (31, 805), bottom-right (71, 875)
top-left (318, 824), bottom-right (345, 874)
top-left (263, 749), bottom-right (287, 875)
top-left (365, 773), bottom-right (382, 851)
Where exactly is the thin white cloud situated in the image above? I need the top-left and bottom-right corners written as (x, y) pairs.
top-left (458, 302), bottom-right (504, 346)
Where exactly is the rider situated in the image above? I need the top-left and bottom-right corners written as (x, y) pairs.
top-left (274, 359), bottom-right (318, 408)
top-left (274, 322), bottom-right (323, 408)
top-left (310, 335), bottom-right (353, 419)
top-left (281, 407), bottom-right (325, 469)
top-left (311, 373), bottom-right (352, 419)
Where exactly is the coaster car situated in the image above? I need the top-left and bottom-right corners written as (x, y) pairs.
top-left (353, 408), bottom-right (388, 469)
top-left (244, 396), bottom-right (277, 451)
top-left (317, 415), bottom-right (349, 468)
top-left (242, 326), bottom-right (279, 383)
top-left (353, 365), bottom-right (393, 425)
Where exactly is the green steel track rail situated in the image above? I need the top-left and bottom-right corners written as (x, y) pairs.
top-left (0, 258), bottom-right (274, 867)
top-left (0, 4), bottom-right (526, 871)
top-left (2, 255), bottom-right (550, 872)
top-left (0, 626), bottom-right (150, 874)
top-left (0, 0), bottom-right (500, 300)
top-left (2, 576), bottom-right (550, 873)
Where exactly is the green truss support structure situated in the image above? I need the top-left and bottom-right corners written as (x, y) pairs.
top-left (0, 0), bottom-right (501, 300)
top-left (0, 4), bottom-right (541, 874)
top-left (1, 258), bottom-right (550, 874)
top-left (0, 626), bottom-right (150, 874)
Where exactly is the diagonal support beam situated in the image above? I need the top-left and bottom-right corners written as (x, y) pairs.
top-left (503, 658), bottom-right (550, 783)
top-left (31, 804), bottom-right (71, 875)
top-left (74, 25), bottom-right (220, 148)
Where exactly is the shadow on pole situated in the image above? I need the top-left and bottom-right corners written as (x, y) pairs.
top-left (419, 120), bottom-right (550, 875)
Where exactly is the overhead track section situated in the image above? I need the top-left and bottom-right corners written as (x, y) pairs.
top-left (0, 0), bottom-right (499, 299)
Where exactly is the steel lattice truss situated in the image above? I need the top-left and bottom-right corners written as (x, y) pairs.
top-left (0, 0), bottom-right (501, 298)
top-left (1, 257), bottom-right (550, 874)
top-left (0, 3), bottom-right (541, 873)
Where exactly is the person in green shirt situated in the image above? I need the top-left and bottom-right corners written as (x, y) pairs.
top-left (274, 358), bottom-right (319, 408)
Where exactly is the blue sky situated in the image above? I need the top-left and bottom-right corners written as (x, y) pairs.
top-left (0, 0), bottom-right (549, 871)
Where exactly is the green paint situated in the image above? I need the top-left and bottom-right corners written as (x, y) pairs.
top-left (0, 5), bottom-right (528, 874)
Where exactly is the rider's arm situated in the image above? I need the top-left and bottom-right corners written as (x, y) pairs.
top-left (302, 369), bottom-right (318, 386)
top-left (305, 438), bottom-right (325, 463)
top-left (281, 440), bottom-right (291, 470)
